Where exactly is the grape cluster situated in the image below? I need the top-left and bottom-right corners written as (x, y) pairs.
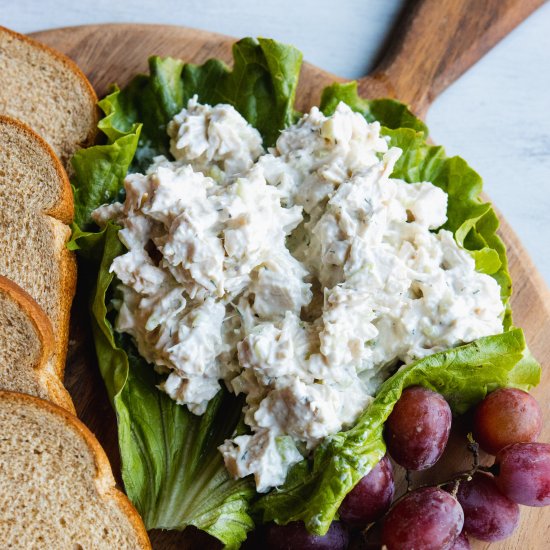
top-left (247, 386), bottom-right (549, 549)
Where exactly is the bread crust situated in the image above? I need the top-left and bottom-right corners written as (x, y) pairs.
top-left (0, 276), bottom-right (75, 413)
top-left (0, 390), bottom-right (151, 549)
top-left (0, 25), bottom-right (99, 155)
top-left (0, 116), bottom-right (77, 393)
top-left (56, 236), bottom-right (77, 376)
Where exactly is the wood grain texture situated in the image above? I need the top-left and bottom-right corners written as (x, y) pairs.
top-left (358, 0), bottom-right (547, 117)
top-left (30, 14), bottom-right (550, 550)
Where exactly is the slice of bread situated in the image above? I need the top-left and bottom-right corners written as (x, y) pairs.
top-left (0, 116), bottom-right (76, 381)
top-left (0, 275), bottom-right (74, 412)
top-left (0, 391), bottom-right (151, 548)
top-left (0, 25), bottom-right (98, 166)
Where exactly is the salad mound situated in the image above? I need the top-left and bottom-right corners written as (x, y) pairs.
top-left (69, 38), bottom-right (540, 547)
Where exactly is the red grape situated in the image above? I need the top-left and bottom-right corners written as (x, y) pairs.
top-left (338, 455), bottom-right (394, 528)
top-left (455, 472), bottom-right (519, 542)
top-left (495, 442), bottom-right (550, 506)
top-left (473, 388), bottom-right (542, 455)
top-left (384, 386), bottom-right (452, 470)
top-left (381, 487), bottom-right (463, 550)
top-left (265, 521), bottom-right (348, 550)
top-left (449, 531), bottom-right (470, 549)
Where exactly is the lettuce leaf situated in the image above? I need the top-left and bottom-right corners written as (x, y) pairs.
top-left (253, 330), bottom-right (540, 533)
top-left (71, 89), bottom-right (141, 229)
top-left (70, 42), bottom-right (540, 546)
top-left (252, 83), bottom-right (532, 533)
top-left (321, 81), bottom-right (428, 134)
top-left (181, 37), bottom-right (302, 147)
top-left (101, 57), bottom-right (185, 172)
top-left (71, 38), bottom-right (302, 232)
top-left (76, 223), bottom-right (254, 548)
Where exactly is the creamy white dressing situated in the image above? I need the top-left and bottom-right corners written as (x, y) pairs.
top-left (93, 98), bottom-right (504, 492)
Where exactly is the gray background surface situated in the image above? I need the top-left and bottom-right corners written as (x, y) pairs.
top-left (2, 0), bottom-right (549, 283)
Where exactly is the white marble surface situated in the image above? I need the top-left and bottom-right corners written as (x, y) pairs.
top-left (2, 0), bottom-right (550, 284)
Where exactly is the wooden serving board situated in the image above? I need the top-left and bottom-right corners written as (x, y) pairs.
top-left (30, 1), bottom-right (550, 548)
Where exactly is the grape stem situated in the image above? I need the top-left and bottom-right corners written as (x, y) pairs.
top-left (440, 433), bottom-right (493, 491)
top-left (467, 432), bottom-right (480, 469)
top-left (450, 478), bottom-right (460, 498)
top-left (465, 432), bottom-right (494, 475)
top-left (392, 434), bottom-right (489, 508)
top-left (362, 434), bottom-right (495, 538)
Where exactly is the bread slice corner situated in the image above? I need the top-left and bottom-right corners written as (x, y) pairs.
top-left (0, 25), bottom-right (99, 166)
top-left (0, 390), bottom-right (151, 548)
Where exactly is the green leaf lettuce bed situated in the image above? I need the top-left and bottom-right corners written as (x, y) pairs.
top-left (69, 38), bottom-right (541, 547)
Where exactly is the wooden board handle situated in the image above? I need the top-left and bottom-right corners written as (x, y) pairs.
top-left (358, 0), bottom-right (546, 115)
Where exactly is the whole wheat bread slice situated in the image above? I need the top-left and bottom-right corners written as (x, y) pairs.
top-left (0, 391), bottom-right (150, 548)
top-left (0, 25), bottom-right (98, 166)
top-left (0, 275), bottom-right (74, 411)
top-left (0, 116), bottom-right (76, 383)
